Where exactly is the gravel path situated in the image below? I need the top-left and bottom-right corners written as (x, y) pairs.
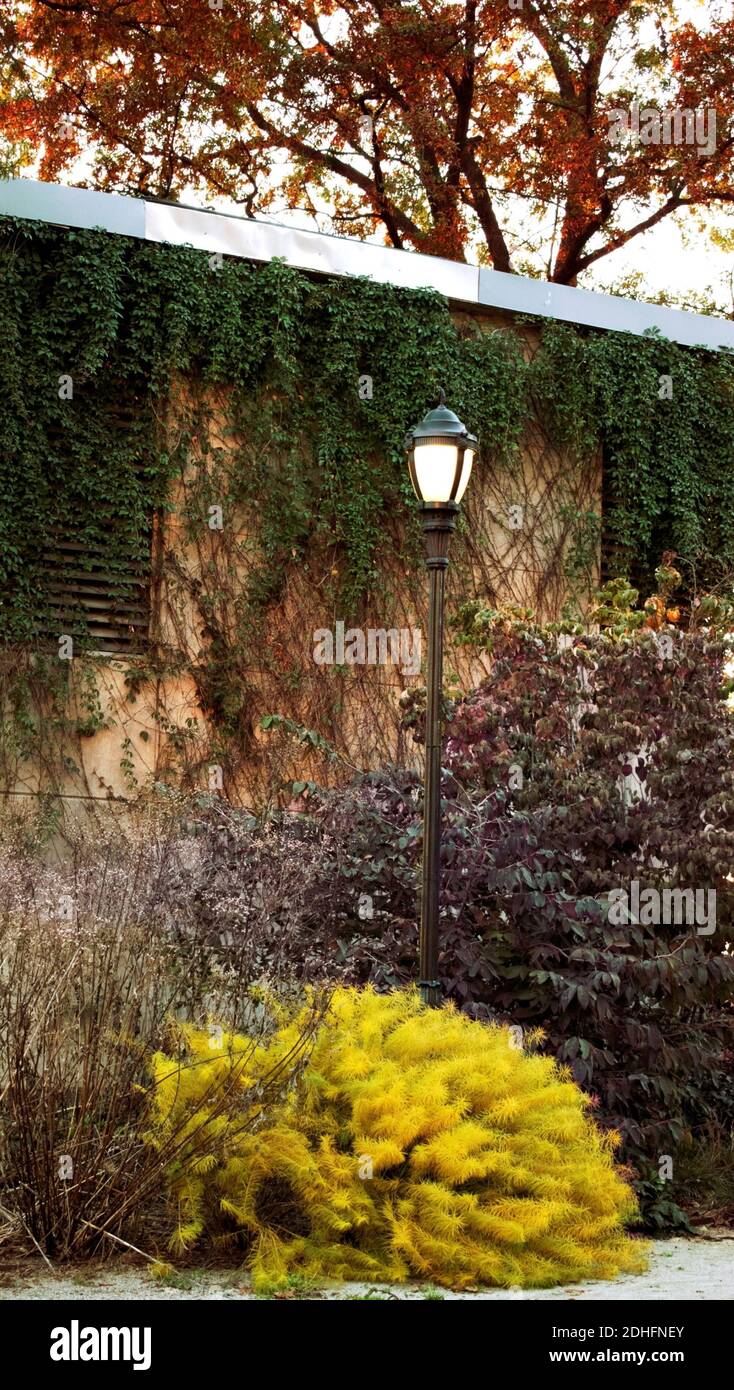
top-left (1, 1236), bottom-right (732, 1300)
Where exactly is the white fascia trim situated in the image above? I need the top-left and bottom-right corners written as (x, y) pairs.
top-left (143, 199), bottom-right (478, 302)
top-left (478, 267), bottom-right (734, 351)
top-left (1, 177), bottom-right (732, 353)
top-left (0, 177), bottom-right (145, 238)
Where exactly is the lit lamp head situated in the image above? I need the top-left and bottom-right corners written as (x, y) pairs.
top-left (405, 390), bottom-right (478, 511)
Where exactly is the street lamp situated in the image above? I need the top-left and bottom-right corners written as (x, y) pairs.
top-left (405, 391), bottom-right (478, 1007)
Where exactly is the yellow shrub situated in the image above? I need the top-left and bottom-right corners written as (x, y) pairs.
top-left (147, 987), bottom-right (646, 1290)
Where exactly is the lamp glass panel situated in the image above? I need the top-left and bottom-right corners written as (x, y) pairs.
top-left (413, 442), bottom-right (460, 502)
top-left (454, 445), bottom-right (475, 502)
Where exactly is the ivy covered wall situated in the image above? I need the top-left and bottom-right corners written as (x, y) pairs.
top-left (1, 214), bottom-right (733, 816)
top-left (2, 215), bottom-right (734, 634)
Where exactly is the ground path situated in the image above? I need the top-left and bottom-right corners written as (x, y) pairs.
top-left (1, 1235), bottom-right (732, 1300)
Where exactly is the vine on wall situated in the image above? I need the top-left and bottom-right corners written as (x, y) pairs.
top-left (1, 215), bottom-right (733, 817)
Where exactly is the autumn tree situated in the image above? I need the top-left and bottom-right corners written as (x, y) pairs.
top-left (1, 0), bottom-right (732, 281)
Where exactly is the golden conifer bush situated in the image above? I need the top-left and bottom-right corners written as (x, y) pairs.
top-left (147, 987), bottom-right (646, 1290)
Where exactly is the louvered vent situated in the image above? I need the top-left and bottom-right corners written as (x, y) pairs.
top-left (39, 407), bottom-right (153, 656)
top-left (42, 533), bottom-right (151, 656)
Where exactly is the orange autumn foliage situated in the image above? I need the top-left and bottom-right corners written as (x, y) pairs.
top-left (1, 1), bottom-right (732, 281)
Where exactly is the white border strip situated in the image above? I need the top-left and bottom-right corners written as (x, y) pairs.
top-left (477, 267), bottom-right (733, 351)
top-left (143, 200), bottom-right (479, 301)
top-left (1, 177), bottom-right (732, 352)
top-left (0, 177), bottom-right (145, 238)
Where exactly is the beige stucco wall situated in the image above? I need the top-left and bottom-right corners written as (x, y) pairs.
top-left (2, 308), bottom-right (601, 819)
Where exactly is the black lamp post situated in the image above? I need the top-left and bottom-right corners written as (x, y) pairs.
top-left (405, 392), bottom-right (478, 1007)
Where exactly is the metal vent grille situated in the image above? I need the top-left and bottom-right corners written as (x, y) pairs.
top-left (41, 533), bottom-right (151, 656)
top-left (38, 404), bottom-right (153, 656)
